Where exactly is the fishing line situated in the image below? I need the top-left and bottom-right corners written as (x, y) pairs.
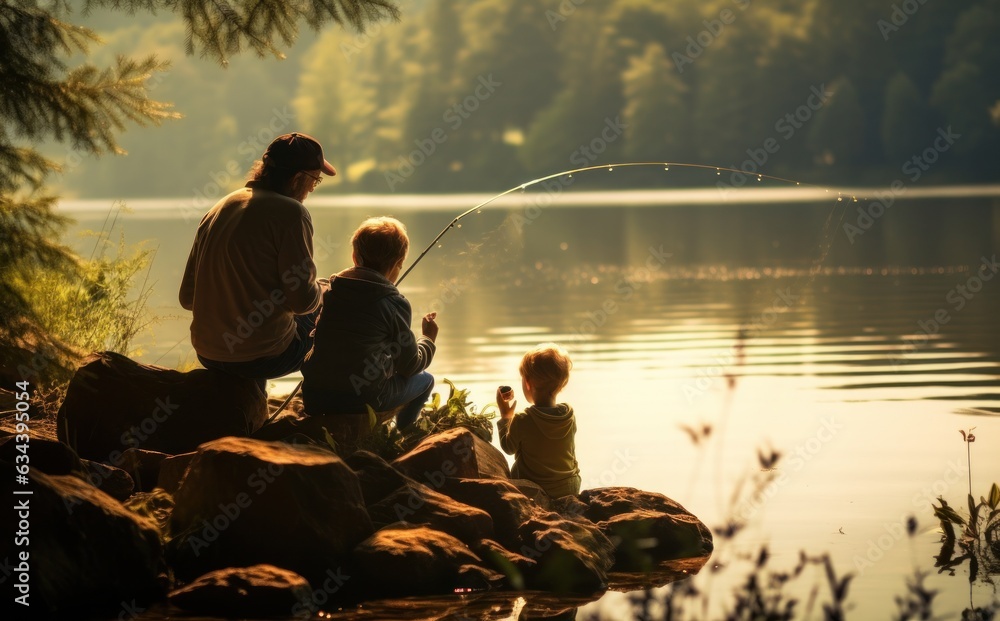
top-left (266, 162), bottom-right (857, 425)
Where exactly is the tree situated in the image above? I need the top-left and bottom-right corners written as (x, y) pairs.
top-left (881, 72), bottom-right (933, 163)
top-left (930, 0), bottom-right (1000, 172)
top-left (807, 77), bottom-right (866, 172)
top-left (622, 43), bottom-right (689, 162)
top-left (0, 0), bottom-right (398, 384)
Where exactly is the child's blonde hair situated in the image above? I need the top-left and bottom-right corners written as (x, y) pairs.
top-left (351, 216), bottom-right (409, 273)
top-left (519, 343), bottom-right (572, 399)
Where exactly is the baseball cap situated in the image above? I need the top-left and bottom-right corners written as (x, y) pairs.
top-left (262, 132), bottom-right (337, 176)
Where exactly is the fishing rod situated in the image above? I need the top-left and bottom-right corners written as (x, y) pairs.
top-left (262, 161), bottom-right (851, 427)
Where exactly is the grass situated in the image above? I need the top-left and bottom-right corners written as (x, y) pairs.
top-left (355, 378), bottom-right (497, 461)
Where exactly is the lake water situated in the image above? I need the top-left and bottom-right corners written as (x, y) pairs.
top-left (59, 185), bottom-right (1000, 619)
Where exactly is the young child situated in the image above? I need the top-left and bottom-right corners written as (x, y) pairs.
top-left (301, 217), bottom-right (437, 428)
top-left (496, 343), bottom-right (581, 498)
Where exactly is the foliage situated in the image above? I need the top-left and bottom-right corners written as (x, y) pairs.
top-left (0, 0), bottom-right (397, 386)
top-left (283, 0), bottom-right (999, 193)
top-left (357, 379), bottom-right (497, 461)
top-left (932, 429), bottom-right (1000, 585)
top-left (123, 488), bottom-right (175, 546)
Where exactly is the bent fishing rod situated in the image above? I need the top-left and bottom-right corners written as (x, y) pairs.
top-left (264, 161), bottom-right (847, 424)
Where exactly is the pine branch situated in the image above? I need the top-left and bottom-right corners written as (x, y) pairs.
top-left (83, 0), bottom-right (401, 64)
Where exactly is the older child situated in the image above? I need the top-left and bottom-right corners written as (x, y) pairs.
top-left (496, 343), bottom-right (581, 498)
top-left (301, 217), bottom-right (437, 428)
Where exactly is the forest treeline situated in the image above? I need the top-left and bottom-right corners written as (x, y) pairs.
top-left (58, 0), bottom-right (999, 198)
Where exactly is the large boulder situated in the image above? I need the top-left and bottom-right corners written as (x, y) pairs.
top-left (438, 478), bottom-right (541, 550)
top-left (579, 487), bottom-right (694, 522)
top-left (510, 478), bottom-right (552, 511)
top-left (168, 437), bottom-right (372, 584)
top-left (517, 514), bottom-right (614, 594)
top-left (156, 451), bottom-right (197, 494)
top-left (0, 466), bottom-right (163, 616)
top-left (0, 436), bottom-right (81, 475)
top-left (392, 428), bottom-right (510, 481)
top-left (473, 539), bottom-right (538, 590)
top-left (57, 351), bottom-right (268, 461)
top-left (0, 436), bottom-right (135, 500)
top-left (577, 487), bottom-right (713, 569)
top-left (598, 509), bottom-right (713, 571)
top-left (79, 459), bottom-right (135, 500)
top-left (368, 481), bottom-right (495, 546)
top-left (168, 565), bottom-right (312, 618)
top-left (344, 450), bottom-right (410, 506)
top-left (353, 525), bottom-right (502, 596)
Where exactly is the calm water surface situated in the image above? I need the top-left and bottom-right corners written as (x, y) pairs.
top-left (60, 187), bottom-right (1000, 619)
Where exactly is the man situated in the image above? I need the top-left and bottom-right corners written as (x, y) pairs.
top-left (179, 132), bottom-right (336, 380)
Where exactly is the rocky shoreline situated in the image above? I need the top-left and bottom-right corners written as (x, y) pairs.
top-left (2, 425), bottom-right (712, 618)
top-left (1, 355), bottom-right (712, 618)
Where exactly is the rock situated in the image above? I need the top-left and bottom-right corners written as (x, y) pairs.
top-left (517, 514), bottom-right (614, 594)
top-left (368, 480), bottom-right (494, 545)
top-left (169, 565), bottom-right (312, 618)
top-left (0, 466), bottom-right (163, 616)
top-left (438, 478), bottom-right (541, 550)
top-left (121, 448), bottom-right (171, 492)
top-left (168, 437), bottom-right (373, 584)
top-left (0, 436), bottom-right (82, 475)
top-left (156, 451), bottom-right (197, 494)
top-left (80, 459), bottom-right (135, 500)
top-left (353, 525), bottom-right (499, 596)
top-left (510, 478), bottom-right (551, 511)
top-left (473, 539), bottom-right (538, 590)
top-left (578, 487), bottom-right (693, 522)
top-left (551, 494), bottom-right (590, 520)
top-left (124, 489), bottom-right (175, 538)
top-left (599, 510), bottom-right (713, 570)
top-left (392, 428), bottom-right (510, 481)
top-left (344, 450), bottom-right (410, 506)
top-left (57, 351), bottom-right (268, 461)
top-left (577, 487), bottom-right (713, 568)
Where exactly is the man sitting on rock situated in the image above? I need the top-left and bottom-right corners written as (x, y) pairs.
top-left (180, 132), bottom-right (336, 382)
top-left (301, 217), bottom-right (438, 428)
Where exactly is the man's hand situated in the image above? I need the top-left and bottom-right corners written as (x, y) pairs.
top-left (421, 312), bottom-right (439, 342)
top-left (496, 386), bottom-right (516, 419)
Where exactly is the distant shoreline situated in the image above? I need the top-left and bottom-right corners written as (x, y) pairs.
top-left (54, 184), bottom-right (1000, 216)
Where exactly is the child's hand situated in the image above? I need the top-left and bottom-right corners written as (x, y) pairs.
top-left (421, 312), bottom-right (439, 342)
top-left (496, 386), bottom-right (516, 419)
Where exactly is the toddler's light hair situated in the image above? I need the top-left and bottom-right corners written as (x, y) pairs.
top-left (519, 343), bottom-right (572, 399)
